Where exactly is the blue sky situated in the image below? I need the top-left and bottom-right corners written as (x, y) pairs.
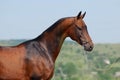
top-left (0, 0), bottom-right (120, 43)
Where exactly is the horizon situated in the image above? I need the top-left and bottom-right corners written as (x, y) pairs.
top-left (0, 39), bottom-right (119, 44)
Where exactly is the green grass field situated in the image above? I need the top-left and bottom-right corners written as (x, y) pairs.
top-left (0, 40), bottom-right (120, 80)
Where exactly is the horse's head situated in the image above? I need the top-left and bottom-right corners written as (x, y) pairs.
top-left (67, 11), bottom-right (94, 51)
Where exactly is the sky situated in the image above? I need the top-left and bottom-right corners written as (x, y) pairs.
top-left (0, 0), bottom-right (120, 43)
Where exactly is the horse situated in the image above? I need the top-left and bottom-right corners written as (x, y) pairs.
top-left (0, 11), bottom-right (93, 80)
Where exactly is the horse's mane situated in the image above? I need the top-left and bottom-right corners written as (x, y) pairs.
top-left (45, 18), bottom-right (65, 32)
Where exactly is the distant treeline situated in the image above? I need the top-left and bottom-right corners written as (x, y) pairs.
top-left (0, 39), bottom-right (26, 46)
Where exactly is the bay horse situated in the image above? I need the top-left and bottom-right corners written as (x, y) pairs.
top-left (0, 11), bottom-right (93, 80)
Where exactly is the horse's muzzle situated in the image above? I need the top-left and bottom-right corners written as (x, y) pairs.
top-left (83, 42), bottom-right (94, 51)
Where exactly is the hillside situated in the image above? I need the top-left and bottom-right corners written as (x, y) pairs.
top-left (0, 40), bottom-right (120, 80)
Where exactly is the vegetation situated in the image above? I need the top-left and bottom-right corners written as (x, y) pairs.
top-left (0, 40), bottom-right (120, 80)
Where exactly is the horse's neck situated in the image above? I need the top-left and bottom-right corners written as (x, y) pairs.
top-left (37, 18), bottom-right (74, 62)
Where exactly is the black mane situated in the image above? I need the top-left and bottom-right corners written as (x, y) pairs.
top-left (45, 18), bottom-right (65, 32)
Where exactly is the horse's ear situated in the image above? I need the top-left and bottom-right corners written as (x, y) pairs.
top-left (81, 12), bottom-right (86, 19)
top-left (77, 11), bottom-right (82, 19)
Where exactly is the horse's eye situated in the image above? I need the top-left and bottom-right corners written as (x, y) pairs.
top-left (75, 24), bottom-right (82, 30)
top-left (77, 27), bottom-right (82, 30)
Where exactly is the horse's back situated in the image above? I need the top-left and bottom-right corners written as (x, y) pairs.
top-left (0, 44), bottom-right (26, 58)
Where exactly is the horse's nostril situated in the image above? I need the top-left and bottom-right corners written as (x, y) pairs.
top-left (89, 46), bottom-right (93, 50)
top-left (90, 46), bottom-right (92, 48)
